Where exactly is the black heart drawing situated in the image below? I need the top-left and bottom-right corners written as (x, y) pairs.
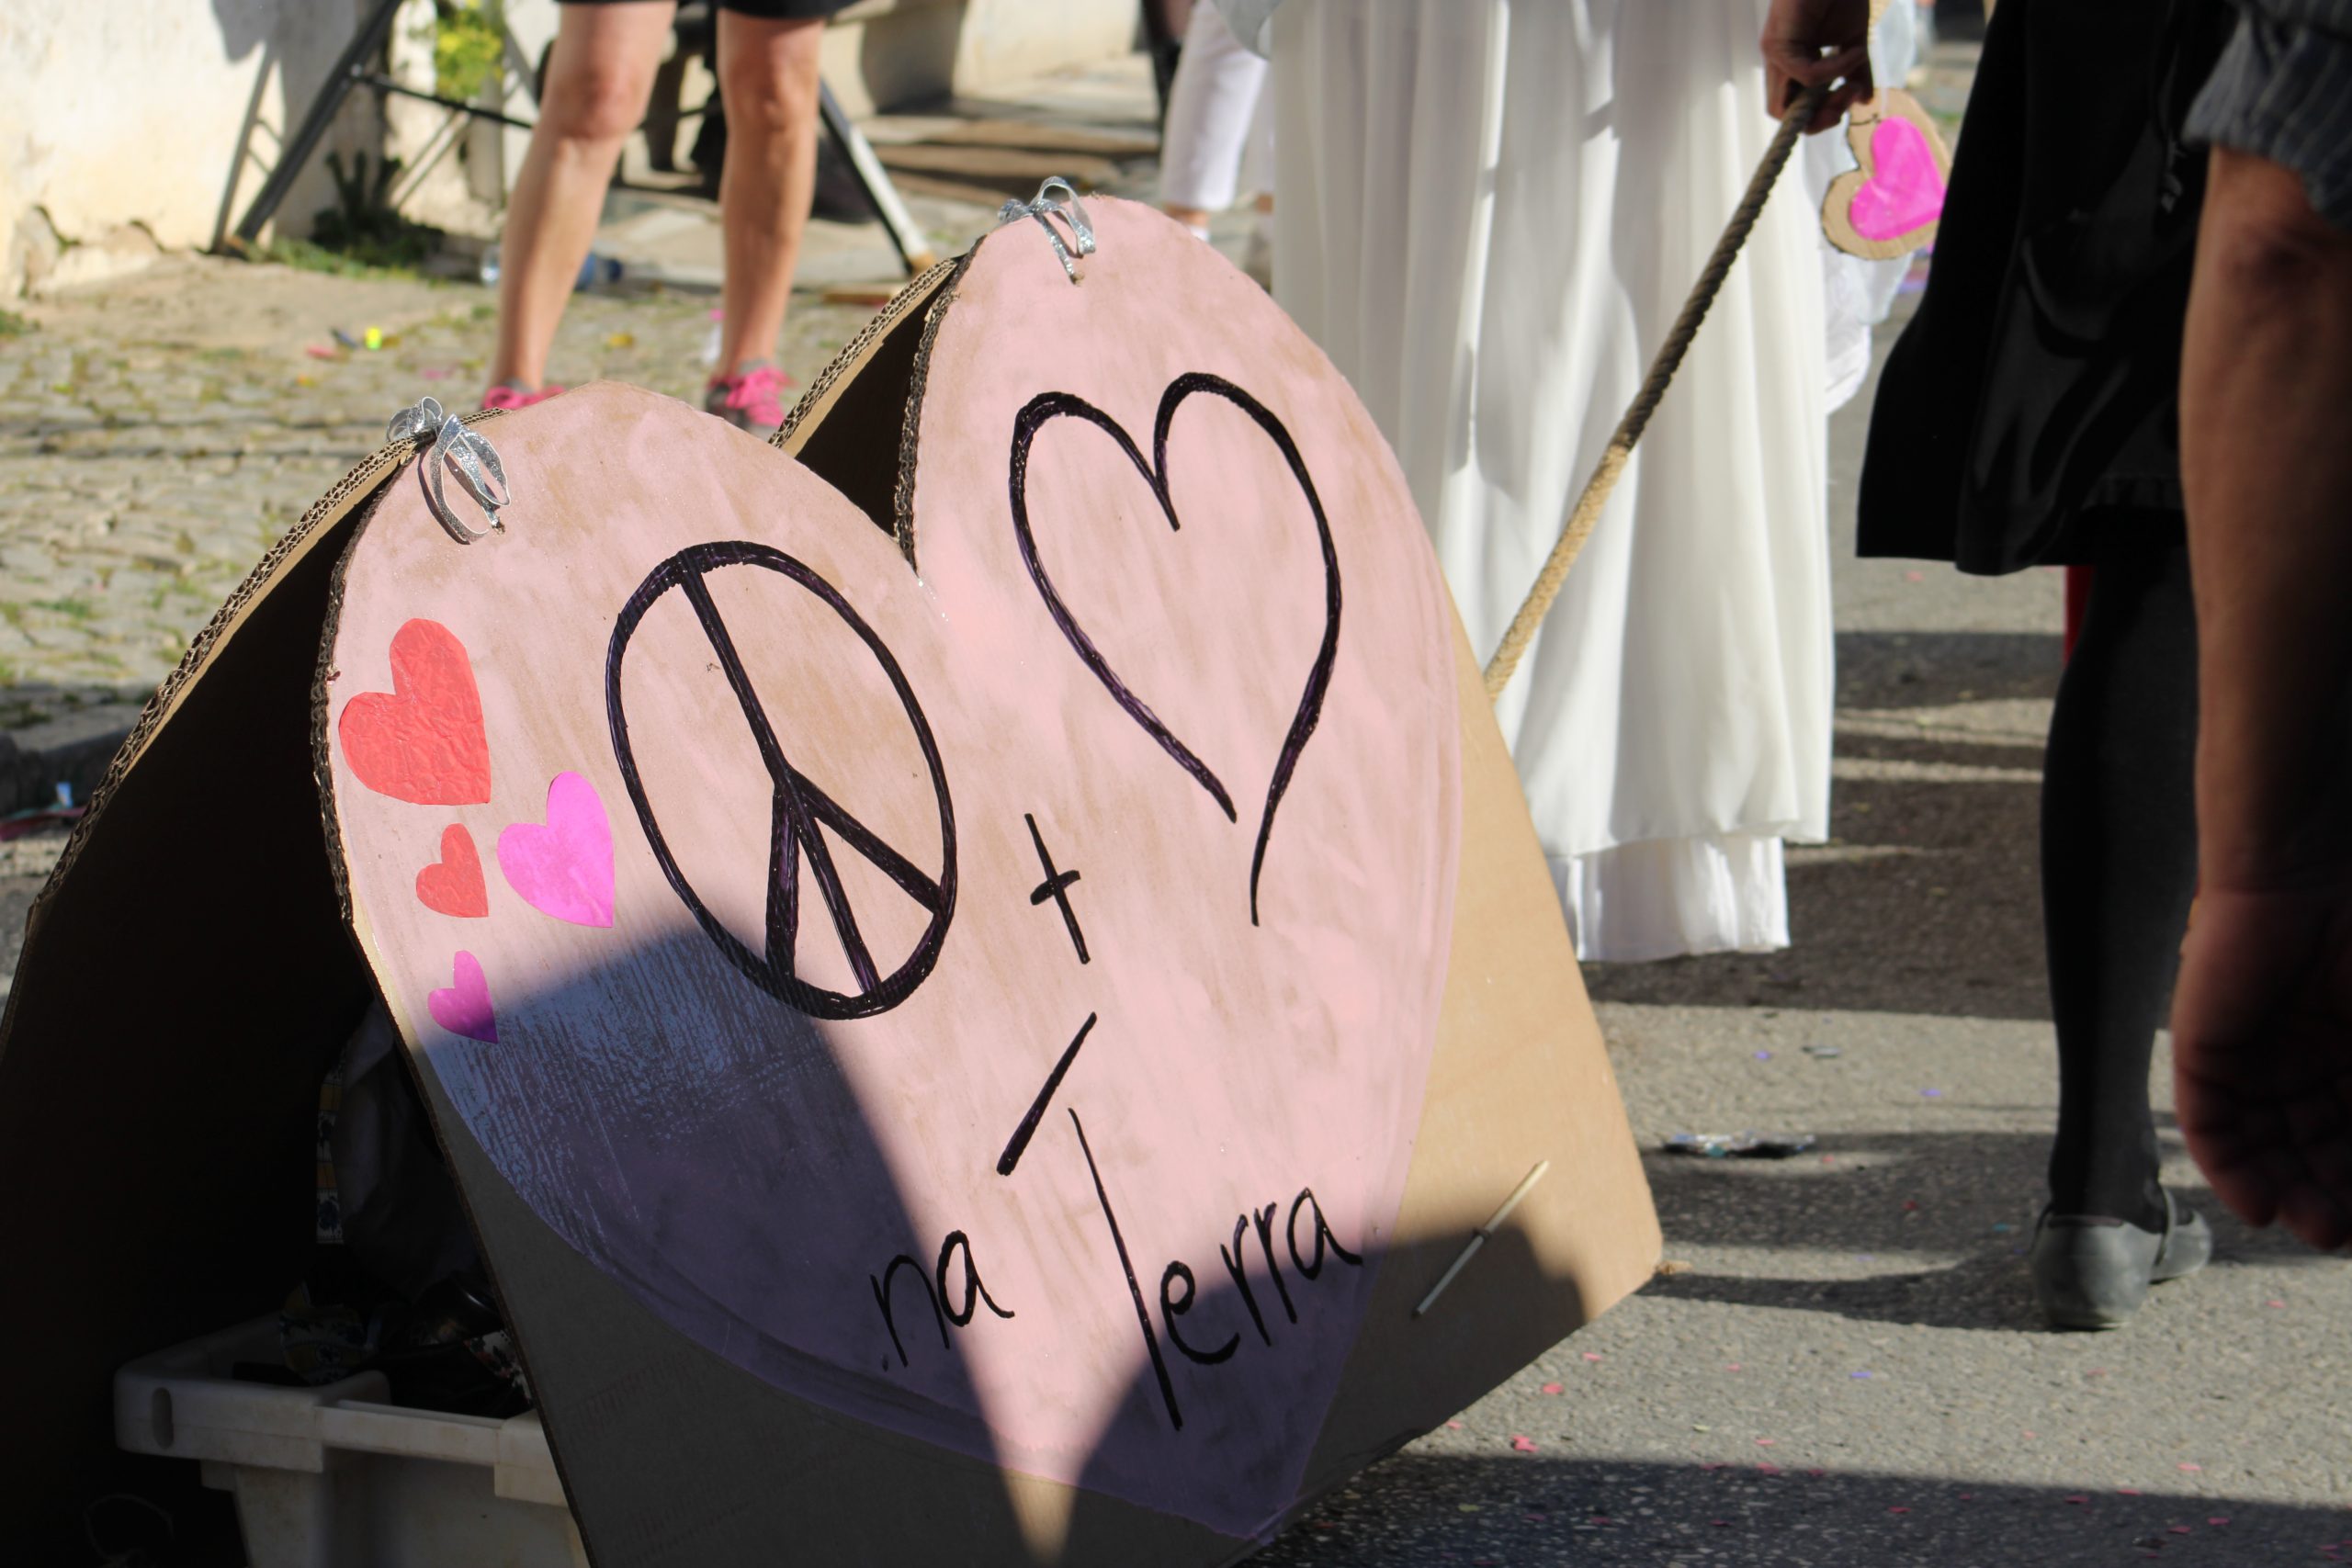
top-left (1007, 371), bottom-right (1341, 926)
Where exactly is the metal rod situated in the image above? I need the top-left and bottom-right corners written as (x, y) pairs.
top-left (357, 74), bottom-right (538, 132)
top-left (1412, 1160), bottom-right (1552, 1318)
top-left (817, 79), bottom-right (936, 274)
top-left (232, 0), bottom-right (406, 243)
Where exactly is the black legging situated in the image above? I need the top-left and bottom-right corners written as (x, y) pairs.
top-left (2041, 540), bottom-right (2199, 1227)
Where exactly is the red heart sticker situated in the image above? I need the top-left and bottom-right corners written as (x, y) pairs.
top-left (416, 823), bottom-right (489, 918)
top-left (338, 618), bottom-right (492, 805)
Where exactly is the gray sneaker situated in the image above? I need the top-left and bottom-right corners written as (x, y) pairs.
top-left (2030, 1190), bottom-right (2212, 1331)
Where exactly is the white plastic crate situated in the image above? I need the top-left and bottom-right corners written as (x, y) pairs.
top-left (115, 1316), bottom-right (586, 1568)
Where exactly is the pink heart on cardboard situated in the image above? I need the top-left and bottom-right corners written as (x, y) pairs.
top-left (1849, 116), bottom-right (1947, 243)
top-left (428, 950), bottom-right (498, 1042)
top-left (496, 771), bottom-right (615, 928)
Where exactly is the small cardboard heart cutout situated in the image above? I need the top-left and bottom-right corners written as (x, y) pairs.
top-left (1823, 88), bottom-right (1952, 260)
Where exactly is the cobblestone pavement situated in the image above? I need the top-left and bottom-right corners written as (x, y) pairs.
top-left (0, 259), bottom-right (871, 726)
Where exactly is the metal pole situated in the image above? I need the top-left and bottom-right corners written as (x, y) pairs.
top-left (231, 0), bottom-right (407, 245)
top-left (817, 80), bottom-right (936, 275)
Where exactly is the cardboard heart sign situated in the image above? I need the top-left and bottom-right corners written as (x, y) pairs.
top-left (1823, 87), bottom-right (1952, 261)
top-left (286, 198), bottom-right (1655, 1562)
top-left (0, 195), bottom-right (1655, 1559)
top-left (326, 309), bottom-right (1457, 1536)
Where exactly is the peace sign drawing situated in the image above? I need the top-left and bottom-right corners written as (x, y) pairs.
top-left (322, 201), bottom-right (1486, 1544)
top-left (605, 540), bottom-right (956, 1021)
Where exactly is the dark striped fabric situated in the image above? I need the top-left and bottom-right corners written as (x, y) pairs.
top-left (2188, 0), bottom-right (2352, 228)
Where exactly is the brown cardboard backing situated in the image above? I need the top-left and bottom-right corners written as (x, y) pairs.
top-left (0, 435), bottom-right (424, 1539)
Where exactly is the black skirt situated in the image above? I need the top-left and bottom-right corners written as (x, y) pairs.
top-left (1855, 0), bottom-right (2234, 573)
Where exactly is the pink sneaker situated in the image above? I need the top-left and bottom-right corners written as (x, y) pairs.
top-left (704, 362), bottom-right (793, 433)
top-left (481, 381), bottom-right (565, 412)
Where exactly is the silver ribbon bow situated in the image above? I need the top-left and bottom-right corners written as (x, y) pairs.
top-left (997, 175), bottom-right (1098, 284)
top-left (386, 396), bottom-right (510, 544)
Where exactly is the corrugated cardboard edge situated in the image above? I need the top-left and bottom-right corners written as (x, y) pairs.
top-left (0, 416), bottom-right (478, 1050)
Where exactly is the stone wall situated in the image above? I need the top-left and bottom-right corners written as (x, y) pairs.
top-left (1, 0), bottom-right (1133, 298)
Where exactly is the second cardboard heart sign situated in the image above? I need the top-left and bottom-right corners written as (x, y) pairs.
top-left (322, 202), bottom-right (1459, 1536)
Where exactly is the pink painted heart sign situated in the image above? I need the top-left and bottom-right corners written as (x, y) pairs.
top-left (317, 198), bottom-right (1657, 1563)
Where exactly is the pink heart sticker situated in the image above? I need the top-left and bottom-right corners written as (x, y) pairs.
top-left (1849, 116), bottom-right (1947, 243)
top-left (497, 771), bottom-right (616, 928)
top-left (428, 951), bottom-right (498, 1042)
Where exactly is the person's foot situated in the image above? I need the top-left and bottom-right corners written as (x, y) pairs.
top-left (481, 381), bottom-right (565, 412)
top-left (2029, 1189), bottom-right (2212, 1330)
top-left (704, 362), bottom-right (793, 434)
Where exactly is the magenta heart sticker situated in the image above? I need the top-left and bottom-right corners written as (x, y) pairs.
top-left (498, 771), bottom-right (616, 928)
top-left (1848, 116), bottom-right (1946, 243)
top-left (428, 950), bottom-right (498, 1043)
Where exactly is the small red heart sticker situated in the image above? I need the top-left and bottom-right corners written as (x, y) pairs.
top-left (338, 618), bottom-right (492, 805)
top-left (416, 824), bottom-right (489, 919)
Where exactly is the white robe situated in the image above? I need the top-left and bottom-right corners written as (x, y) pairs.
top-left (1265, 0), bottom-right (1833, 962)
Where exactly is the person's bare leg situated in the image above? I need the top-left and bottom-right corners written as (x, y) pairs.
top-left (491, 3), bottom-right (676, 390)
top-left (711, 12), bottom-right (824, 379)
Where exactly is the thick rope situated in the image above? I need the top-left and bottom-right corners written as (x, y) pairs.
top-left (1482, 85), bottom-right (1829, 702)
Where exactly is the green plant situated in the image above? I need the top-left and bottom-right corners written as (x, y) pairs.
top-left (428, 0), bottom-right (506, 102)
top-left (303, 151), bottom-right (443, 273)
top-left (0, 310), bottom-right (30, 337)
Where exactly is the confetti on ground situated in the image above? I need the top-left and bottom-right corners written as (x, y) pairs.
top-left (605, 333), bottom-right (636, 349)
top-left (1958, 1493), bottom-right (1974, 1501)
top-left (1455, 1503), bottom-right (1480, 1514)
top-left (1445, 1421), bottom-right (1464, 1430)
top-left (1888, 1506), bottom-right (1910, 1515)
top-left (2210, 1517), bottom-right (2231, 1526)
top-left (2118, 1487), bottom-right (2142, 1495)
top-left (1754, 1049), bottom-right (1772, 1060)
top-left (1921, 1088), bottom-right (1944, 1098)
top-left (1756, 1438), bottom-right (1778, 1447)
top-left (1757, 1462), bottom-right (1781, 1475)
top-left (1993, 1222), bottom-right (2015, 1233)
top-left (2171, 1526), bottom-right (2193, 1535)
top-left (1905, 570), bottom-right (1925, 581)
top-left (1852, 1370), bottom-right (1873, 1379)
top-left (1582, 1352), bottom-right (1603, 1362)
top-left (2178, 1463), bottom-right (2203, 1472)
top-left (1510, 1436), bottom-right (1539, 1453)
top-left (1541, 1382), bottom-right (1565, 1394)
top-left (2267, 1298), bottom-right (2287, 1308)
top-left (1726, 1362), bottom-right (1743, 1371)
top-left (2064, 1495), bottom-right (2088, 1506)
top-left (1904, 1200), bottom-right (1920, 1211)
top-left (419, 367), bottom-right (452, 380)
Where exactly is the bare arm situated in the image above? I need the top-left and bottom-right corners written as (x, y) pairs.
top-left (2172, 144), bottom-right (2352, 1251)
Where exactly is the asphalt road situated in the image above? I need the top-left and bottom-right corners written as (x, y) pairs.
top-left (1249, 296), bottom-right (2352, 1568)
